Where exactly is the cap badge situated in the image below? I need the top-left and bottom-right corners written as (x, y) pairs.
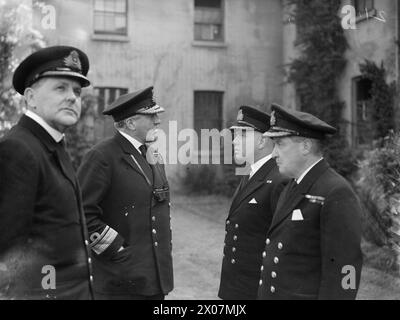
top-left (237, 110), bottom-right (244, 121)
top-left (64, 50), bottom-right (82, 71)
top-left (270, 111), bottom-right (276, 126)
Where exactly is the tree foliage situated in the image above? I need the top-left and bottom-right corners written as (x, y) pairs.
top-left (65, 93), bottom-right (99, 170)
top-left (356, 131), bottom-right (400, 272)
top-left (0, 1), bottom-right (45, 137)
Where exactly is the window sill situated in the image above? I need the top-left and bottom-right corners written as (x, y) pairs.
top-left (356, 8), bottom-right (377, 23)
top-left (91, 34), bottom-right (130, 42)
top-left (192, 40), bottom-right (227, 48)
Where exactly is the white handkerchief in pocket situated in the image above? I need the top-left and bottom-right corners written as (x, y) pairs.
top-left (291, 209), bottom-right (304, 221)
top-left (249, 198), bottom-right (258, 204)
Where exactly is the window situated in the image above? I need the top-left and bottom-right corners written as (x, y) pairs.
top-left (95, 87), bottom-right (128, 115)
top-left (94, 87), bottom-right (128, 138)
top-left (352, 77), bottom-right (373, 147)
top-left (194, 0), bottom-right (224, 42)
top-left (194, 91), bottom-right (224, 162)
top-left (354, 0), bottom-right (374, 16)
top-left (194, 91), bottom-right (223, 133)
top-left (94, 0), bottom-right (127, 35)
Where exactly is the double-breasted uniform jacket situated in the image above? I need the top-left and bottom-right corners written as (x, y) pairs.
top-left (258, 159), bottom-right (363, 300)
top-left (77, 132), bottom-right (173, 297)
top-left (0, 115), bottom-right (94, 300)
top-left (218, 158), bottom-right (288, 300)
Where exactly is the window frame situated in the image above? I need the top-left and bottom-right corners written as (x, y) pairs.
top-left (194, 0), bottom-right (225, 43)
top-left (94, 86), bottom-right (129, 115)
top-left (351, 76), bottom-right (374, 147)
top-left (93, 0), bottom-right (128, 36)
top-left (193, 90), bottom-right (224, 162)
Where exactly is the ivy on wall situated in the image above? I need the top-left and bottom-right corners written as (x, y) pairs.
top-left (287, 0), bottom-right (357, 178)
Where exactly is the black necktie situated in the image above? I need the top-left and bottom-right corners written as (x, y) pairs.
top-left (285, 178), bottom-right (298, 197)
top-left (139, 144), bottom-right (148, 159)
top-left (238, 174), bottom-right (250, 192)
top-left (56, 139), bottom-right (76, 184)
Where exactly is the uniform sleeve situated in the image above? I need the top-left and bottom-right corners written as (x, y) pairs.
top-left (318, 185), bottom-right (363, 300)
top-left (77, 149), bottom-right (125, 259)
top-left (0, 139), bottom-right (38, 252)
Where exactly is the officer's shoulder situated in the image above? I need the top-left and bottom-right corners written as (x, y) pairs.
top-left (83, 137), bottom-right (117, 161)
top-left (318, 167), bottom-right (356, 196)
top-left (0, 129), bottom-right (38, 162)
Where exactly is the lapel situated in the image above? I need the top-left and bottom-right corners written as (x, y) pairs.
top-left (18, 115), bottom-right (77, 189)
top-left (229, 158), bottom-right (277, 217)
top-left (114, 132), bottom-right (154, 185)
top-left (268, 159), bottom-right (330, 233)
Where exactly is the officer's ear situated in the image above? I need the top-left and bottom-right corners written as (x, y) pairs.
top-left (24, 87), bottom-right (36, 110)
top-left (125, 117), bottom-right (137, 131)
top-left (258, 135), bottom-right (267, 149)
top-left (302, 138), bottom-right (313, 155)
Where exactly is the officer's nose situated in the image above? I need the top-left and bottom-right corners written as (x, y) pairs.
top-left (66, 87), bottom-right (77, 102)
top-left (232, 135), bottom-right (240, 146)
top-left (271, 144), bottom-right (278, 159)
top-left (153, 114), bottom-right (161, 126)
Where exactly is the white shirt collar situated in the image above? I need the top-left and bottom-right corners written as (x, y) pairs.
top-left (118, 130), bottom-right (143, 153)
top-left (250, 154), bottom-right (272, 178)
top-left (296, 158), bottom-right (324, 184)
top-left (25, 110), bottom-right (64, 143)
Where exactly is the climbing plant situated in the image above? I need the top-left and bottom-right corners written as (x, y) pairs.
top-left (286, 0), bottom-right (358, 178)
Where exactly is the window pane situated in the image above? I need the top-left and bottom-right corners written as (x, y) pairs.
top-left (104, 14), bottom-right (114, 31)
top-left (94, 0), bottom-right (105, 11)
top-left (94, 0), bottom-right (127, 35)
top-left (194, 23), bottom-right (222, 41)
top-left (195, 7), bottom-right (222, 24)
top-left (194, 91), bottom-right (223, 133)
top-left (211, 24), bottom-right (222, 41)
top-left (94, 13), bottom-right (105, 31)
top-left (365, 0), bottom-right (374, 10)
top-left (119, 88), bottom-right (128, 96)
top-left (195, 0), bottom-right (221, 9)
top-left (104, 0), bottom-right (114, 12)
top-left (115, 0), bottom-right (126, 13)
top-left (355, 0), bottom-right (374, 14)
top-left (195, 24), bottom-right (212, 41)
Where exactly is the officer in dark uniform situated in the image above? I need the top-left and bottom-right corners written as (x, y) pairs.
top-left (258, 104), bottom-right (363, 300)
top-left (77, 86), bottom-right (173, 300)
top-left (218, 106), bottom-right (288, 300)
top-left (0, 46), bottom-right (94, 299)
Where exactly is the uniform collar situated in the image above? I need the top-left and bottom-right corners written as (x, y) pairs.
top-left (25, 110), bottom-right (64, 143)
top-left (296, 157), bottom-right (324, 184)
top-left (118, 130), bottom-right (143, 153)
top-left (250, 154), bottom-right (272, 178)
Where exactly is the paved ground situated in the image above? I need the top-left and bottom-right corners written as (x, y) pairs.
top-left (167, 193), bottom-right (400, 300)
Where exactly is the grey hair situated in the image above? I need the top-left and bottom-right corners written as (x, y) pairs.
top-left (290, 136), bottom-right (323, 156)
top-left (114, 115), bottom-right (140, 130)
top-left (114, 120), bottom-right (127, 130)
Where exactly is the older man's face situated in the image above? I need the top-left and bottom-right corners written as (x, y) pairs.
top-left (133, 113), bottom-right (161, 143)
top-left (28, 77), bottom-right (82, 132)
top-left (271, 137), bottom-right (305, 178)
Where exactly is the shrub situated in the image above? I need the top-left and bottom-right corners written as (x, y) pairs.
top-left (65, 93), bottom-right (98, 170)
top-left (182, 164), bottom-right (217, 195)
top-left (355, 131), bottom-right (400, 273)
